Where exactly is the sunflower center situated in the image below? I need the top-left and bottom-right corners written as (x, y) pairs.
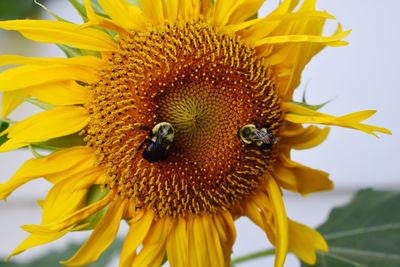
top-left (85, 21), bottom-right (282, 217)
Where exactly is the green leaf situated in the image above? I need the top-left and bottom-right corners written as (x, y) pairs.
top-left (0, 121), bottom-right (10, 146)
top-left (0, 0), bottom-right (43, 20)
top-left (0, 237), bottom-right (122, 267)
top-left (302, 189), bottom-right (400, 267)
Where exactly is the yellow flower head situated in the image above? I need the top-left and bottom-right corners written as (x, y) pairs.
top-left (0, 0), bottom-right (391, 267)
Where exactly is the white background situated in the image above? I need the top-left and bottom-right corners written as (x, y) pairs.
top-left (0, 0), bottom-right (399, 266)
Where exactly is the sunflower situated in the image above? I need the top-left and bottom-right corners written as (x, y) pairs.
top-left (0, 0), bottom-right (390, 266)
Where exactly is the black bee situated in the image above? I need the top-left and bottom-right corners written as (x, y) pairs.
top-left (238, 124), bottom-right (278, 150)
top-left (138, 122), bottom-right (175, 163)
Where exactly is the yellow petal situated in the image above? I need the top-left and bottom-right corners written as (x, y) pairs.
top-left (241, 0), bottom-right (344, 99)
top-left (141, 0), bottom-right (164, 25)
top-left (254, 29), bottom-right (350, 46)
top-left (273, 155), bottom-right (333, 194)
top-left (126, 6), bottom-right (149, 29)
top-left (0, 146), bottom-right (94, 199)
top-left (8, 227), bottom-right (74, 259)
top-left (83, 0), bottom-right (146, 34)
top-left (228, 0), bottom-right (265, 24)
top-left (0, 64), bottom-right (98, 92)
top-left (242, 11), bottom-right (335, 43)
top-left (200, 0), bottom-right (212, 17)
top-left (0, 106), bottom-right (90, 152)
top-left (223, 18), bottom-right (262, 33)
top-left (244, 199), bottom-right (264, 229)
top-left (213, 0), bottom-right (235, 27)
top-left (241, 0), bottom-right (299, 42)
top-left (62, 198), bottom-right (126, 266)
top-left (98, 0), bottom-right (141, 29)
top-left (284, 102), bottom-right (392, 136)
top-left (120, 210), bottom-right (155, 267)
top-left (280, 124), bottom-right (330, 150)
top-left (7, 168), bottom-right (99, 259)
top-left (8, 183), bottom-right (91, 258)
top-left (3, 81), bottom-right (89, 115)
top-left (166, 218), bottom-right (188, 267)
top-left (178, 0), bottom-right (200, 20)
top-left (288, 219), bottom-right (328, 264)
top-left (0, 55), bottom-right (102, 68)
top-left (0, 20), bottom-right (116, 51)
top-left (44, 158), bottom-right (96, 185)
top-left (27, 81), bottom-right (89, 106)
top-left (188, 215), bottom-right (225, 267)
top-left (266, 178), bottom-right (288, 267)
top-left (162, 0), bottom-right (179, 23)
top-left (131, 217), bottom-right (172, 267)
top-left (1, 90), bottom-right (28, 117)
top-left (245, 194), bottom-right (278, 247)
top-left (202, 216), bottom-right (226, 267)
top-left (212, 211), bottom-right (236, 264)
top-left (42, 170), bottom-right (101, 223)
top-left (22, 191), bottom-right (115, 234)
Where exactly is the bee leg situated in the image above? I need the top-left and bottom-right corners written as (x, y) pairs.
top-left (139, 125), bottom-right (152, 134)
top-left (137, 138), bottom-right (151, 151)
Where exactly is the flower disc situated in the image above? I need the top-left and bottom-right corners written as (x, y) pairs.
top-left (85, 21), bottom-right (282, 217)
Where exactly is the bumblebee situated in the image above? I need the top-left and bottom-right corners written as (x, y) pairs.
top-left (238, 124), bottom-right (278, 150)
top-left (138, 122), bottom-right (175, 163)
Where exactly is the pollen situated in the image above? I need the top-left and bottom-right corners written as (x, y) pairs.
top-left (85, 21), bottom-right (282, 217)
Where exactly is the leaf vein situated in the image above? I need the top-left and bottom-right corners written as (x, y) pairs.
top-left (329, 247), bottom-right (400, 261)
top-left (322, 252), bottom-right (370, 267)
top-left (324, 224), bottom-right (400, 240)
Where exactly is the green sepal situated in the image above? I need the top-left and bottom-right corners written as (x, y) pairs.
top-left (292, 89), bottom-right (335, 111)
top-left (34, 0), bottom-right (69, 22)
top-left (57, 45), bottom-right (84, 58)
top-left (57, 44), bottom-right (101, 58)
top-left (91, 1), bottom-right (110, 19)
top-left (127, 0), bottom-right (141, 7)
top-left (67, 0), bottom-right (89, 22)
top-left (248, 12), bottom-right (258, 20)
top-left (26, 97), bottom-right (53, 110)
top-left (28, 145), bottom-right (46, 158)
top-left (74, 186), bottom-right (110, 231)
top-left (31, 133), bottom-right (86, 151)
top-left (0, 120), bottom-right (10, 146)
top-left (292, 99), bottom-right (333, 111)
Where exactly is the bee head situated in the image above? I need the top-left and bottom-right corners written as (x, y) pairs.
top-left (238, 124), bottom-right (258, 144)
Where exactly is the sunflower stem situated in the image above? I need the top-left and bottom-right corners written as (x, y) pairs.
top-left (231, 248), bottom-right (276, 265)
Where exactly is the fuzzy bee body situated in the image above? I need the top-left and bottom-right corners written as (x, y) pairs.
top-left (238, 124), bottom-right (278, 150)
top-left (139, 122), bottom-right (175, 163)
